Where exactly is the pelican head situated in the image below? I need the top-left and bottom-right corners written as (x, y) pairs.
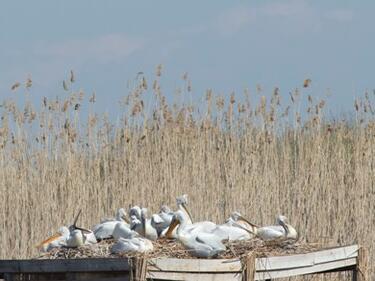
top-left (276, 215), bottom-right (288, 224)
top-left (36, 226), bottom-right (69, 249)
top-left (116, 208), bottom-right (129, 223)
top-left (129, 206), bottom-right (142, 219)
top-left (276, 215), bottom-right (289, 235)
top-left (230, 212), bottom-right (259, 228)
top-left (58, 226), bottom-right (70, 237)
top-left (176, 194), bottom-right (188, 205)
top-left (165, 211), bottom-right (185, 238)
top-left (160, 205), bottom-right (171, 213)
top-left (130, 215), bottom-right (141, 230)
top-left (176, 194), bottom-right (193, 223)
top-left (68, 209), bottom-right (94, 234)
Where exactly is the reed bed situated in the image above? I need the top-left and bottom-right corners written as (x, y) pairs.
top-left (0, 69), bottom-right (374, 280)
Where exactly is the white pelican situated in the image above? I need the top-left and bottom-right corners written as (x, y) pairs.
top-left (151, 205), bottom-right (174, 236)
top-left (111, 237), bottom-right (154, 254)
top-left (132, 208), bottom-right (158, 241)
top-left (211, 212), bottom-right (256, 241)
top-left (111, 210), bottom-right (154, 254)
top-left (226, 212), bottom-right (258, 232)
top-left (165, 210), bottom-right (225, 258)
top-left (159, 195), bottom-right (194, 238)
top-left (113, 222), bottom-right (137, 240)
top-left (37, 210), bottom-right (95, 251)
top-left (176, 194), bottom-right (193, 224)
top-left (129, 205), bottom-right (142, 220)
top-left (76, 228), bottom-right (97, 245)
top-left (37, 226), bottom-right (70, 252)
top-left (92, 208), bottom-right (130, 240)
top-left (37, 225), bottom-right (94, 251)
top-left (235, 215), bottom-right (298, 244)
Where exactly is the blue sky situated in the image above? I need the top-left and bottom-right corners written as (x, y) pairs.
top-left (0, 1), bottom-right (374, 115)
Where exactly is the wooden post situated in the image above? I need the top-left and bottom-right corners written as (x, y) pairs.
top-left (243, 253), bottom-right (256, 281)
top-left (129, 256), bottom-right (147, 281)
top-left (355, 246), bottom-right (368, 281)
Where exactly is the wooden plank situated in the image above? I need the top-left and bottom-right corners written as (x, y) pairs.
top-left (356, 247), bottom-right (368, 281)
top-left (147, 271), bottom-right (242, 281)
top-left (148, 258), bottom-right (242, 273)
top-left (256, 244), bottom-right (358, 271)
top-left (148, 245), bottom-right (359, 273)
top-left (255, 257), bottom-right (357, 280)
top-left (66, 272), bottom-right (129, 281)
top-left (20, 273), bottom-right (66, 281)
top-left (0, 259), bottom-right (130, 273)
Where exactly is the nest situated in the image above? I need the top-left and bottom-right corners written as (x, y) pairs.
top-left (36, 238), bottom-right (323, 260)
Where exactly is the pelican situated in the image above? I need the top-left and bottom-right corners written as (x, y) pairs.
top-left (235, 215), bottom-right (298, 244)
top-left (111, 210), bottom-right (154, 254)
top-left (113, 220), bottom-right (137, 240)
top-left (210, 212), bottom-right (256, 241)
top-left (92, 208), bottom-right (129, 240)
top-left (151, 205), bottom-right (173, 236)
top-left (132, 208), bottom-right (158, 241)
top-left (129, 205), bottom-right (142, 220)
top-left (37, 211), bottom-right (94, 251)
top-left (160, 195), bottom-right (194, 238)
top-left (37, 226), bottom-right (70, 252)
top-left (226, 212), bottom-right (258, 232)
top-left (165, 210), bottom-right (225, 258)
top-left (111, 237), bottom-right (153, 254)
top-left (176, 194), bottom-right (193, 224)
top-left (66, 229), bottom-right (84, 247)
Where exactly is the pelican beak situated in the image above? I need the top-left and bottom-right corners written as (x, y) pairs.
top-left (36, 233), bottom-right (62, 248)
top-left (232, 222), bottom-right (255, 235)
top-left (238, 215), bottom-right (260, 228)
top-left (123, 215), bottom-right (130, 224)
top-left (74, 226), bottom-right (92, 234)
top-left (165, 218), bottom-right (180, 239)
top-left (72, 209), bottom-right (82, 227)
top-left (181, 203), bottom-right (194, 223)
top-left (280, 221), bottom-right (289, 236)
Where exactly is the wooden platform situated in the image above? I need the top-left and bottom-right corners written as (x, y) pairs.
top-left (0, 244), bottom-right (365, 281)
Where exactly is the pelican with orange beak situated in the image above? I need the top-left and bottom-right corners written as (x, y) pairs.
top-left (165, 210), bottom-right (225, 258)
top-left (37, 210), bottom-right (93, 251)
top-left (176, 194), bottom-right (194, 224)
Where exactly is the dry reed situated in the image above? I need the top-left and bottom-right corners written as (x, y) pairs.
top-left (0, 71), bottom-right (374, 281)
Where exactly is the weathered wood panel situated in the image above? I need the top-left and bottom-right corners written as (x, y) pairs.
top-left (147, 271), bottom-right (242, 281)
top-left (256, 244), bottom-right (359, 271)
top-left (3, 272), bottom-right (129, 281)
top-left (0, 259), bottom-right (130, 273)
top-left (255, 257), bottom-right (357, 280)
top-left (0, 245), bottom-right (360, 281)
top-left (147, 258), bottom-right (242, 272)
top-left (148, 244), bottom-right (358, 273)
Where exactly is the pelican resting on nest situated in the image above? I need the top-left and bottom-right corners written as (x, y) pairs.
top-left (165, 210), bottom-right (225, 258)
top-left (234, 215), bottom-right (298, 245)
top-left (92, 208), bottom-right (129, 240)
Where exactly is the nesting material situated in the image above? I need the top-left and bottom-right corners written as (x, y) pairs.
top-left (37, 238), bottom-right (322, 260)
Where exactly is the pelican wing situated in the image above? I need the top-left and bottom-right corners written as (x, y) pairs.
top-left (212, 225), bottom-right (251, 241)
top-left (196, 233), bottom-right (226, 251)
top-left (93, 221), bottom-right (119, 239)
top-left (257, 226), bottom-right (285, 241)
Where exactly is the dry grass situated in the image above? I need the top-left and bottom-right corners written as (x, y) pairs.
top-left (0, 71), bottom-right (374, 280)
